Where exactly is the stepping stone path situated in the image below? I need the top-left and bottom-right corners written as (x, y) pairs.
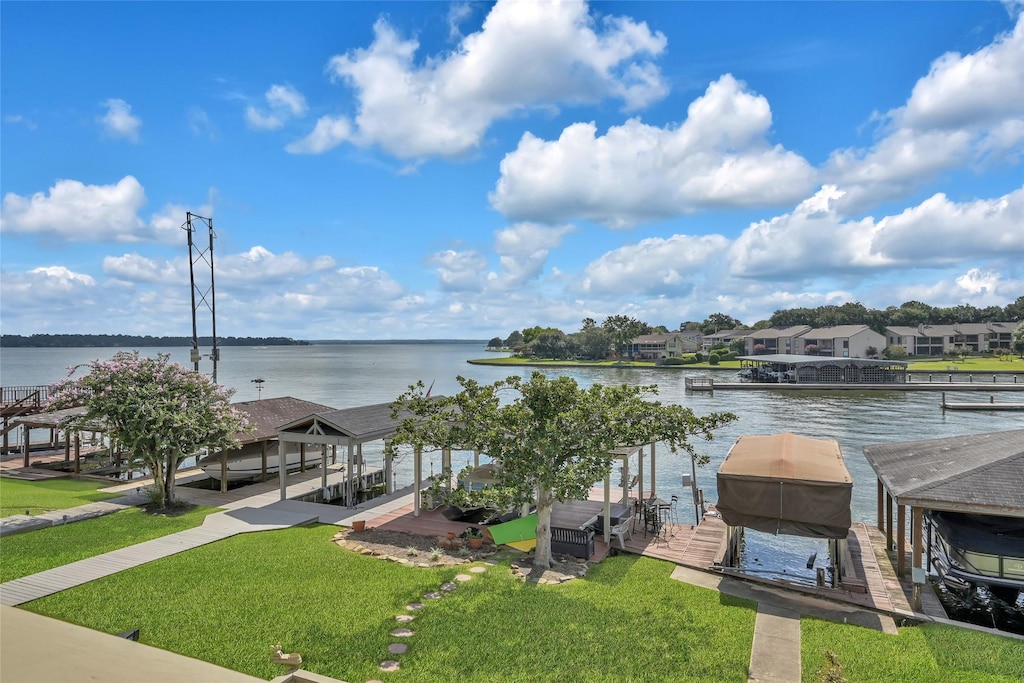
top-left (380, 570), bottom-right (492, 676)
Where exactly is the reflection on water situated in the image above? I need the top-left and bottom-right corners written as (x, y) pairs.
top-left (935, 584), bottom-right (1024, 635)
top-left (3, 345), bottom-right (1022, 592)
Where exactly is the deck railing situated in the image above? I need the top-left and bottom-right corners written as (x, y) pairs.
top-left (1, 386), bottom-right (49, 408)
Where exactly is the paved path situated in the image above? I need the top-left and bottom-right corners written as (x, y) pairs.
top-left (670, 565), bottom-right (899, 682)
top-left (0, 492), bottom-right (150, 537)
top-left (0, 506), bottom-right (317, 606)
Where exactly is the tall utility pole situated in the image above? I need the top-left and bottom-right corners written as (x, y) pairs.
top-left (183, 212), bottom-right (219, 383)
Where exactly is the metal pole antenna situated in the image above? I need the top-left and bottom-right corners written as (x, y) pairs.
top-left (182, 212), bottom-right (218, 381)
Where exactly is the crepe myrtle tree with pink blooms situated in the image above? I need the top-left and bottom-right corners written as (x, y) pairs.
top-left (48, 351), bottom-right (249, 509)
top-left (387, 372), bottom-right (736, 569)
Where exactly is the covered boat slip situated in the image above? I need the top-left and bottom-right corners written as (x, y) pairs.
top-left (863, 429), bottom-right (1024, 601)
top-left (716, 433), bottom-right (854, 587)
top-left (204, 397), bottom-right (336, 492)
top-left (717, 433), bottom-right (852, 538)
top-left (738, 353), bottom-right (908, 384)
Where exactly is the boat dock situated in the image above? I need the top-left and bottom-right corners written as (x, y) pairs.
top-left (941, 392), bottom-right (1024, 411)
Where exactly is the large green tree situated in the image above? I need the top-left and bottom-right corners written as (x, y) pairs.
top-left (48, 351), bottom-right (248, 508)
top-left (388, 373), bottom-right (736, 568)
top-left (602, 315), bottom-right (651, 357)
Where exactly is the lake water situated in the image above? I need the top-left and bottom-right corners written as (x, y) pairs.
top-left (3, 343), bottom-right (1022, 583)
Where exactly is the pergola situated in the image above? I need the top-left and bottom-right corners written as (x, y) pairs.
top-left (276, 400), bottom-right (440, 509)
top-left (8, 406), bottom-right (102, 472)
top-left (862, 429), bottom-right (1024, 593)
top-left (274, 397), bottom-right (689, 550)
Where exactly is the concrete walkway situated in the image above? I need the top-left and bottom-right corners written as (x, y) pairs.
top-left (670, 565), bottom-right (899, 682)
top-left (0, 506), bottom-right (318, 606)
top-left (0, 492), bottom-right (149, 537)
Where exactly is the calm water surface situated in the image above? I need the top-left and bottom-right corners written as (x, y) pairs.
top-left (3, 343), bottom-right (1022, 581)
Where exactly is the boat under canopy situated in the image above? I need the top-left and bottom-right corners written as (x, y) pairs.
top-left (928, 511), bottom-right (1024, 592)
top-left (198, 441), bottom-right (318, 482)
top-left (716, 432), bottom-right (853, 538)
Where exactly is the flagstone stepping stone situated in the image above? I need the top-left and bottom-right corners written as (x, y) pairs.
top-left (469, 566), bottom-right (487, 574)
top-left (395, 614), bottom-right (415, 623)
top-left (406, 602), bottom-right (424, 610)
top-left (388, 643), bottom-right (408, 655)
top-left (423, 591), bottom-right (443, 599)
top-left (440, 582), bottom-right (457, 591)
top-left (380, 660), bottom-right (401, 672)
top-left (391, 628), bottom-right (414, 637)
top-left (454, 574), bottom-right (473, 582)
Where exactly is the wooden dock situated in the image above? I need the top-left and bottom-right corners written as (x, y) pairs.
top-left (940, 392), bottom-right (1024, 411)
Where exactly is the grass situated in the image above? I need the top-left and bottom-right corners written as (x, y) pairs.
top-left (801, 617), bottom-right (1024, 682)
top-left (0, 477), bottom-right (121, 516)
top-left (906, 356), bottom-right (1022, 373)
top-left (0, 504), bottom-right (215, 583)
top-left (24, 525), bottom-right (757, 682)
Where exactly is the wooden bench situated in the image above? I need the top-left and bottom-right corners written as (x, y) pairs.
top-left (551, 526), bottom-right (595, 560)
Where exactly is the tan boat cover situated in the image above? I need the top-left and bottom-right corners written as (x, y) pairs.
top-left (716, 433), bottom-right (852, 538)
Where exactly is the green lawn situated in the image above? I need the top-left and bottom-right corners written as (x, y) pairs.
top-left (801, 617), bottom-right (1024, 682)
top-left (0, 477), bottom-right (121, 516)
top-left (25, 525), bottom-right (757, 682)
top-left (907, 357), bottom-right (1022, 373)
top-left (0, 504), bottom-right (215, 582)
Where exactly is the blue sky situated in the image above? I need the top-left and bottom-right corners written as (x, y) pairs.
top-left (2, 1), bottom-right (1022, 340)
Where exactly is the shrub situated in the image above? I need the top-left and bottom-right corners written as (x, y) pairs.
top-left (694, 351), bottom-right (704, 362)
top-left (708, 352), bottom-right (721, 365)
top-left (883, 344), bottom-right (908, 360)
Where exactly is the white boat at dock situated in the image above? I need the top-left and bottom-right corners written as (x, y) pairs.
top-left (198, 441), bottom-right (320, 482)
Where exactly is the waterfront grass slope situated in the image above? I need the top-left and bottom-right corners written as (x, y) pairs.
top-left (801, 617), bottom-right (1024, 682)
top-left (20, 524), bottom-right (1024, 682)
top-left (0, 478), bottom-right (120, 517)
top-left (0, 505), bottom-right (215, 583)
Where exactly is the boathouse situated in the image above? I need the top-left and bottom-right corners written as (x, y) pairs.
top-left (863, 429), bottom-right (1024, 599)
top-left (738, 353), bottom-right (908, 384)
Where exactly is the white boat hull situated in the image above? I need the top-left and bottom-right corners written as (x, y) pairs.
top-left (199, 443), bottom-right (320, 482)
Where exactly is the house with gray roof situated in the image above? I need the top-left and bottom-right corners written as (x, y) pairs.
top-left (885, 322), bottom-right (1018, 356)
top-left (799, 325), bottom-right (885, 358)
top-left (743, 325), bottom-right (811, 356)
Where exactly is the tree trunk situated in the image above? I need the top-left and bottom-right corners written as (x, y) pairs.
top-left (163, 452), bottom-right (176, 507)
top-left (534, 487), bottom-right (554, 568)
top-left (150, 455), bottom-right (165, 508)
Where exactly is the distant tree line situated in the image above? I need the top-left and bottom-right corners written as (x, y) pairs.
top-left (0, 334), bottom-right (309, 348)
top-left (487, 296), bottom-right (1024, 361)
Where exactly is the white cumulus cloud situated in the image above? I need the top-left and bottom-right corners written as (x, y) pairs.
top-left (581, 234), bottom-right (730, 295)
top-left (825, 14), bottom-right (1024, 212)
top-left (246, 84), bottom-right (308, 130)
top-left (290, 0), bottom-right (667, 159)
top-left (490, 75), bottom-right (816, 227)
top-left (729, 185), bottom-right (1024, 279)
top-left (99, 98), bottom-right (142, 142)
top-left (1, 176), bottom-right (147, 242)
top-left (429, 249), bottom-right (489, 292)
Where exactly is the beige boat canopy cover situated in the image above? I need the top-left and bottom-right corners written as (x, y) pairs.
top-left (716, 433), bottom-right (852, 538)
